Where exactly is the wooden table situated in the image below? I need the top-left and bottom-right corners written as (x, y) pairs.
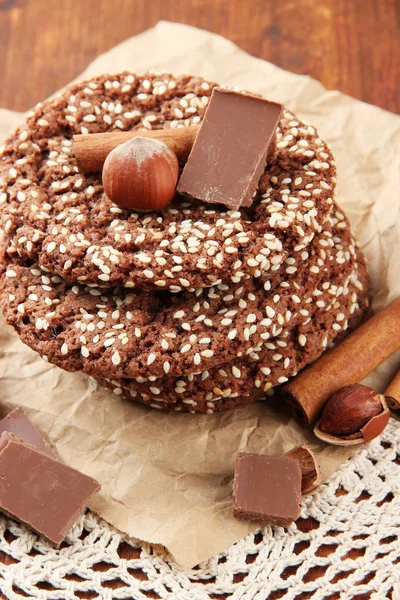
top-left (0, 2), bottom-right (398, 599)
top-left (0, 0), bottom-right (398, 114)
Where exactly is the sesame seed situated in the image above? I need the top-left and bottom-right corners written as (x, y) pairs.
top-left (298, 334), bottom-right (307, 346)
top-left (112, 351), bottom-right (121, 365)
top-left (261, 367), bottom-right (271, 376)
top-left (265, 306), bottom-right (275, 318)
top-left (194, 353), bottom-right (201, 365)
top-left (247, 258), bottom-right (258, 267)
top-left (221, 318), bottom-right (232, 326)
top-left (232, 366), bottom-right (241, 379)
top-left (163, 361), bottom-right (170, 374)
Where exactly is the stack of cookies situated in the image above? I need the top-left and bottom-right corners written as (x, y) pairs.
top-left (0, 73), bottom-right (368, 413)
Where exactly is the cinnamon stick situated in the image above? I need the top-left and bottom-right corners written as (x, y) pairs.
top-left (385, 369), bottom-right (400, 421)
top-left (282, 297), bottom-right (400, 425)
top-left (73, 126), bottom-right (200, 173)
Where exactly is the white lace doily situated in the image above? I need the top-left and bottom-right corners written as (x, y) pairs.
top-left (0, 420), bottom-right (399, 600)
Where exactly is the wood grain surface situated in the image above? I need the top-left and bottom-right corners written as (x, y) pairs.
top-left (0, 0), bottom-right (398, 114)
top-left (0, 1), bottom-right (398, 599)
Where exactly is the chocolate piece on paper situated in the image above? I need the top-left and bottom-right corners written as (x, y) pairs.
top-left (232, 453), bottom-right (301, 527)
top-left (0, 406), bottom-right (56, 458)
top-left (0, 432), bottom-right (100, 546)
top-left (177, 88), bottom-right (283, 210)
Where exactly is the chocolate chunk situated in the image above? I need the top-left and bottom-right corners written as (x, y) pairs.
top-left (0, 406), bottom-right (56, 458)
top-left (0, 432), bottom-right (100, 545)
top-left (232, 453), bottom-right (301, 527)
top-left (177, 88), bottom-right (283, 210)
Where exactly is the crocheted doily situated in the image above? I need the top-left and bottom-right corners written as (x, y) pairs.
top-left (0, 421), bottom-right (399, 600)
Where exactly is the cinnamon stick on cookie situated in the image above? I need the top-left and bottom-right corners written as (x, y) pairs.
top-left (74, 126), bottom-right (200, 173)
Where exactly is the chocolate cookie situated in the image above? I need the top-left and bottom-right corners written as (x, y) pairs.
top-left (0, 208), bottom-right (367, 412)
top-left (0, 209), bottom-right (358, 374)
top-left (0, 73), bottom-right (335, 293)
top-left (0, 71), bottom-right (369, 413)
top-left (100, 267), bottom-right (368, 413)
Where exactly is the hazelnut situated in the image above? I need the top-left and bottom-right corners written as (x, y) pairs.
top-left (102, 136), bottom-right (179, 212)
top-left (320, 384), bottom-right (382, 435)
top-left (314, 384), bottom-right (390, 446)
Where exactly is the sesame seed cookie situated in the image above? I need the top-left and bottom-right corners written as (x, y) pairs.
top-left (98, 265), bottom-right (368, 413)
top-left (0, 71), bottom-right (368, 413)
top-left (0, 206), bottom-right (368, 413)
top-left (0, 72), bottom-right (335, 293)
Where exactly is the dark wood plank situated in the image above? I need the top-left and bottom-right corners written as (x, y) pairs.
top-left (0, 0), bottom-right (398, 113)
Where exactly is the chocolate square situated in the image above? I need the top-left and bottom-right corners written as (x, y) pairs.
top-left (0, 406), bottom-right (56, 458)
top-left (0, 433), bottom-right (100, 545)
top-left (233, 453), bottom-right (302, 527)
top-left (177, 88), bottom-right (283, 210)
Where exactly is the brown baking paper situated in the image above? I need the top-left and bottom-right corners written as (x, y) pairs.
top-left (0, 21), bottom-right (399, 569)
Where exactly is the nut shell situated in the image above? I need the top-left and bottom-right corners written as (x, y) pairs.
top-left (284, 445), bottom-right (321, 494)
top-left (102, 136), bottom-right (179, 212)
top-left (320, 384), bottom-right (382, 435)
top-left (362, 410), bottom-right (390, 441)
